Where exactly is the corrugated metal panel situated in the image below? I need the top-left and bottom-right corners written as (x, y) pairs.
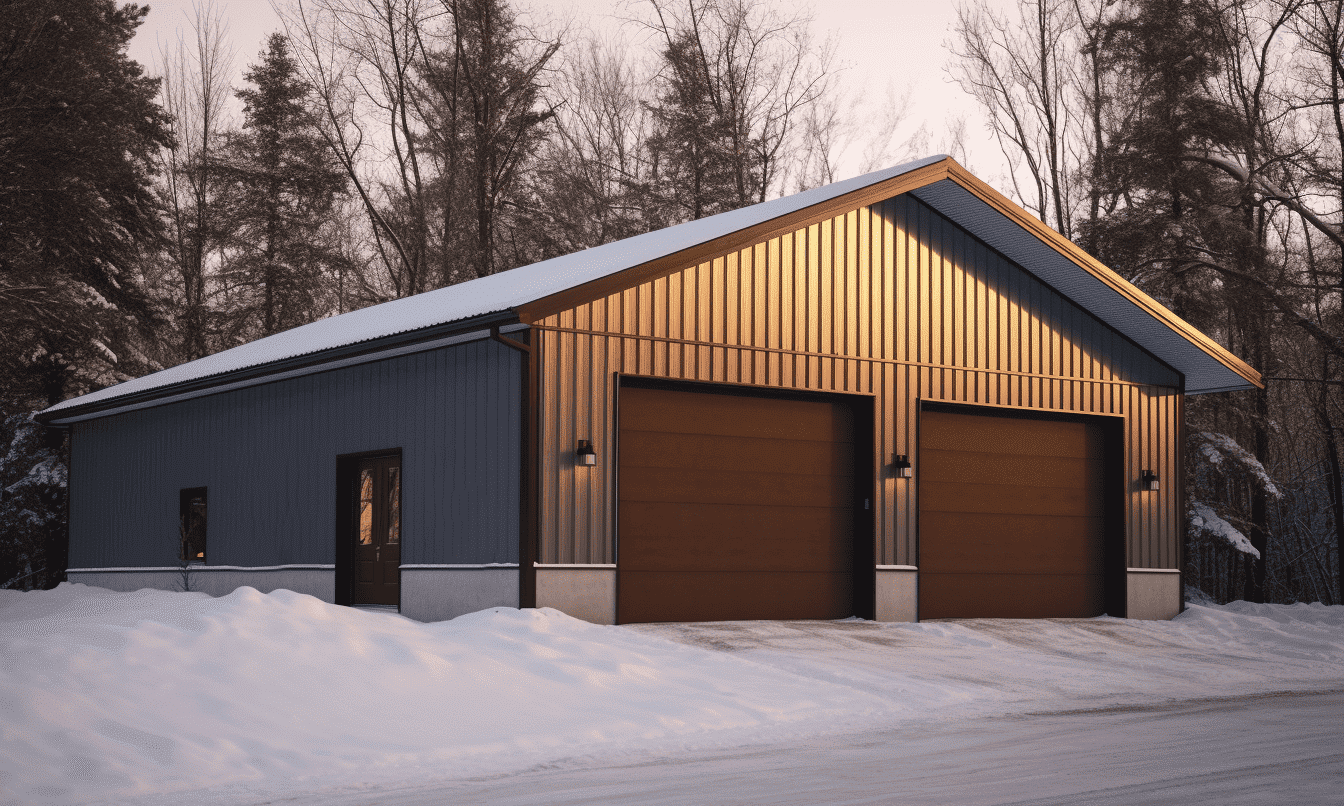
top-left (68, 338), bottom-right (521, 569)
top-left (536, 194), bottom-right (1182, 569)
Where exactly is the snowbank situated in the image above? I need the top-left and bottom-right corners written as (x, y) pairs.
top-left (2, 584), bottom-right (1342, 806)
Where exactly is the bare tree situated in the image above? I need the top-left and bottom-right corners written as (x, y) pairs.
top-left (638, 0), bottom-right (836, 219)
top-left (281, 0), bottom-right (558, 292)
top-left (949, 0), bottom-right (1083, 236)
top-left (796, 80), bottom-right (911, 190)
top-left (280, 0), bottom-right (432, 299)
top-left (416, 0), bottom-right (560, 281)
top-left (522, 33), bottom-right (662, 254)
top-left (155, 1), bottom-right (235, 360)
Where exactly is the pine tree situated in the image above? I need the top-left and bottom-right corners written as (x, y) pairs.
top-left (0, 413), bottom-right (66, 590)
top-left (647, 27), bottom-right (743, 221)
top-left (0, 0), bottom-right (171, 409)
top-left (1088, 0), bottom-right (1298, 603)
top-left (212, 34), bottom-right (349, 340)
top-left (415, 0), bottom-right (558, 283)
top-left (1085, 0), bottom-right (1245, 329)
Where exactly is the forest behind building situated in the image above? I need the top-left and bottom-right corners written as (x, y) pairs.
top-left (1, 0), bottom-right (1341, 607)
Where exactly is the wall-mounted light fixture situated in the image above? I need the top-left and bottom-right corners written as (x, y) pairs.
top-left (1142, 470), bottom-right (1160, 491)
top-left (576, 439), bottom-right (597, 466)
top-left (893, 454), bottom-right (913, 479)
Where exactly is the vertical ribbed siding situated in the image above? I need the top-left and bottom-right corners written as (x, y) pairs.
top-left (536, 194), bottom-right (1182, 569)
top-left (68, 339), bottom-right (521, 569)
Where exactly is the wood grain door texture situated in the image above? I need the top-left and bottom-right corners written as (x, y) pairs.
top-left (617, 385), bottom-right (856, 623)
top-left (918, 410), bottom-right (1107, 619)
top-left (353, 454), bottom-right (402, 606)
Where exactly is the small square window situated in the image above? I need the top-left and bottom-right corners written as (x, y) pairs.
top-left (179, 487), bottom-right (207, 564)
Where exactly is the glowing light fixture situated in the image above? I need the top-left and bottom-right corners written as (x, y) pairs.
top-left (893, 454), bottom-right (913, 478)
top-left (1142, 470), bottom-right (1160, 491)
top-left (576, 439), bottom-right (597, 466)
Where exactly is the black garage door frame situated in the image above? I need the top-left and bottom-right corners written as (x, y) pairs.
top-left (916, 400), bottom-right (1127, 619)
top-left (614, 375), bottom-right (876, 622)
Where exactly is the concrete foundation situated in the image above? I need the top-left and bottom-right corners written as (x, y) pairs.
top-left (535, 565), bottom-right (616, 624)
top-left (399, 566), bottom-right (519, 622)
top-left (1126, 568), bottom-right (1182, 620)
top-left (67, 566), bottom-right (336, 600)
top-left (875, 566), bottom-right (919, 622)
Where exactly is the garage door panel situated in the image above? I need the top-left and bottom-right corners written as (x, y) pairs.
top-left (620, 388), bottom-right (854, 442)
top-left (619, 571), bottom-right (853, 622)
top-left (918, 511), bottom-right (1105, 575)
top-left (922, 415), bottom-right (1103, 459)
top-left (618, 386), bottom-right (858, 623)
top-left (920, 449), bottom-right (1103, 490)
top-left (920, 480), bottom-right (1102, 517)
top-left (621, 465), bottom-right (853, 509)
top-left (919, 572), bottom-right (1105, 619)
top-left (621, 430), bottom-right (855, 474)
top-left (619, 502), bottom-right (854, 572)
top-left (919, 410), bottom-right (1109, 620)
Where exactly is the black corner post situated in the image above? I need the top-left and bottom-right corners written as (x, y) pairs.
top-left (491, 324), bottom-right (537, 609)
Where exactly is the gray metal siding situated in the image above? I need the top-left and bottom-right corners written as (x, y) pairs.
top-left (68, 337), bottom-right (521, 569)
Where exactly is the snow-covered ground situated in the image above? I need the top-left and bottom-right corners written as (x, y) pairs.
top-left (2, 583), bottom-right (1342, 806)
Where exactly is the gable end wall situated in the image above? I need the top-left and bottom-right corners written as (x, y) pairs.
top-left (535, 193), bottom-right (1183, 570)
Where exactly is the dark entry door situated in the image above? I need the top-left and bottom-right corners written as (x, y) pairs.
top-left (353, 454), bottom-right (401, 606)
top-left (919, 410), bottom-right (1107, 619)
top-left (618, 385), bottom-right (857, 623)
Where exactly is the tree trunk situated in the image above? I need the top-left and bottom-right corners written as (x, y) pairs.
top-left (1317, 380), bottom-right (1343, 605)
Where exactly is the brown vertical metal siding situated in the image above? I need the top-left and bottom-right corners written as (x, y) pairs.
top-left (535, 194), bottom-right (1182, 569)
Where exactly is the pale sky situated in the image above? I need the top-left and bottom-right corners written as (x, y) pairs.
top-left (127, 0), bottom-right (1010, 183)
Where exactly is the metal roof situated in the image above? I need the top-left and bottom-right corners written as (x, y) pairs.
top-left (40, 155), bottom-right (1257, 422)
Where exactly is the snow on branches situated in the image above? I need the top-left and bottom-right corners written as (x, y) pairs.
top-left (1189, 500), bottom-right (1260, 557)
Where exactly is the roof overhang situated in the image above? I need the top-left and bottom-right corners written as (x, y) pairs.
top-left (915, 163), bottom-right (1260, 394)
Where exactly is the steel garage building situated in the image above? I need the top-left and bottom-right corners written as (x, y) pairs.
top-left (39, 156), bottom-right (1262, 624)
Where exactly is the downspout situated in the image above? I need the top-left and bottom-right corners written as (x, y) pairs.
top-left (491, 325), bottom-right (537, 608)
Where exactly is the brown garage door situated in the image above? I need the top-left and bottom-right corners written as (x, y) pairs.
top-left (919, 410), bottom-right (1107, 619)
top-left (618, 386), bottom-right (856, 623)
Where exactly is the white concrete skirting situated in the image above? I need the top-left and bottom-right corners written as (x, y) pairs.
top-left (535, 565), bottom-right (616, 625)
top-left (1127, 567), bottom-right (1182, 620)
top-left (398, 566), bottom-right (519, 622)
top-left (66, 566), bottom-right (336, 601)
top-left (875, 566), bottom-right (918, 622)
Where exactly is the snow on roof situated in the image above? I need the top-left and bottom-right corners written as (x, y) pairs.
top-left (41, 156), bottom-right (949, 416)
